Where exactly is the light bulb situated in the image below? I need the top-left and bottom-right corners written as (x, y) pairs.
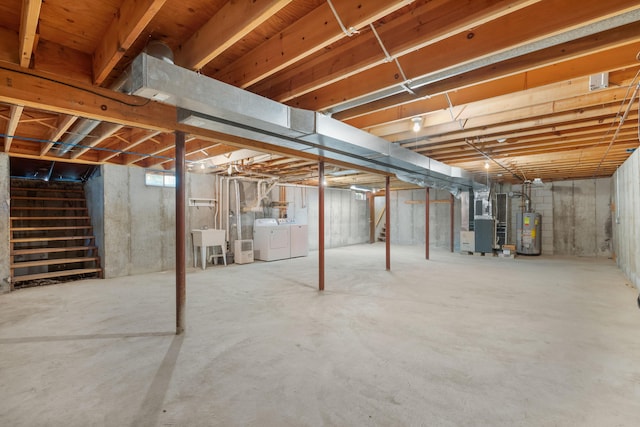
top-left (484, 161), bottom-right (490, 169)
top-left (411, 117), bottom-right (422, 132)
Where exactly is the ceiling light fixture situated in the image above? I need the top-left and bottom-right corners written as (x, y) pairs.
top-left (411, 116), bottom-right (422, 133)
top-left (484, 161), bottom-right (490, 169)
top-left (497, 138), bottom-right (507, 143)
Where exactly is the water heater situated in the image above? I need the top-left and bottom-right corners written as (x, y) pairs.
top-left (516, 212), bottom-right (542, 255)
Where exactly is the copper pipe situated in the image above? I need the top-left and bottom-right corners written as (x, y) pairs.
top-left (319, 161), bottom-right (325, 291)
top-left (425, 187), bottom-right (430, 260)
top-left (385, 176), bottom-right (390, 271)
top-left (175, 131), bottom-right (186, 334)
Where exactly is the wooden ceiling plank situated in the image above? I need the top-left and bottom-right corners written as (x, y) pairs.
top-left (19, 0), bottom-right (42, 67)
top-left (213, 0), bottom-right (412, 88)
top-left (253, 0), bottom-right (539, 101)
top-left (4, 104), bottom-right (24, 152)
top-left (0, 26), bottom-right (19, 64)
top-left (177, 0), bottom-right (294, 71)
top-left (40, 114), bottom-right (78, 156)
top-left (92, 0), bottom-right (168, 85)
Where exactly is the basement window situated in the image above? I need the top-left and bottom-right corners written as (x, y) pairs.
top-left (145, 170), bottom-right (176, 188)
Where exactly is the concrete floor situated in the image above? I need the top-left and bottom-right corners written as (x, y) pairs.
top-left (1, 244), bottom-right (639, 426)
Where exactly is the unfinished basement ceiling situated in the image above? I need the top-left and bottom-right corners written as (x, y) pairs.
top-left (1, 0), bottom-right (640, 188)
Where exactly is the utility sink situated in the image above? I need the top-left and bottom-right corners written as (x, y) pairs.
top-left (191, 229), bottom-right (226, 269)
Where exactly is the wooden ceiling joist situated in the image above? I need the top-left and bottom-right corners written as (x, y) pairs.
top-left (177, 0), bottom-right (294, 71)
top-left (92, 0), bottom-right (168, 85)
top-left (18, 0), bottom-right (41, 67)
top-left (3, 104), bottom-right (24, 152)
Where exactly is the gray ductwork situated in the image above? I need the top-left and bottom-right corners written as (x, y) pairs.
top-left (57, 42), bottom-right (175, 157)
top-left (128, 53), bottom-right (477, 191)
top-left (57, 119), bottom-right (101, 155)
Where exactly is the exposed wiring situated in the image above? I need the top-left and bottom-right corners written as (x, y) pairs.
top-left (327, 0), bottom-right (359, 37)
top-left (0, 64), bottom-right (151, 108)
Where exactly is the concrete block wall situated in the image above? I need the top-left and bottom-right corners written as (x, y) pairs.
top-left (612, 149), bottom-right (639, 289)
top-left (294, 186), bottom-right (369, 250)
top-left (0, 153), bottom-right (10, 292)
top-left (552, 179), bottom-right (611, 257)
top-left (85, 164), bottom-right (218, 279)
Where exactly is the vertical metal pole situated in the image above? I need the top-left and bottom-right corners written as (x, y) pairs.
top-left (318, 161), bottom-right (325, 291)
top-left (175, 131), bottom-right (186, 334)
top-left (385, 176), bottom-right (390, 271)
top-left (368, 192), bottom-right (375, 244)
top-left (450, 193), bottom-right (455, 253)
top-left (425, 187), bottom-right (430, 260)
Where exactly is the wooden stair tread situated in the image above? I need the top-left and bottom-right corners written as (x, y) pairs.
top-left (11, 187), bottom-right (84, 193)
top-left (11, 207), bottom-right (88, 211)
top-left (11, 196), bottom-right (86, 201)
top-left (11, 216), bottom-right (91, 220)
top-left (11, 235), bottom-right (95, 243)
top-left (12, 257), bottom-right (99, 268)
top-left (11, 268), bottom-right (102, 283)
top-left (11, 226), bottom-right (93, 231)
top-left (11, 246), bottom-right (97, 256)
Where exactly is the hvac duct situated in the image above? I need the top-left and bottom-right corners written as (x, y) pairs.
top-left (128, 53), bottom-right (477, 189)
top-left (57, 41), bottom-right (174, 157)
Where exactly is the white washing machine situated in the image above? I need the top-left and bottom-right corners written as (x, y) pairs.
top-left (277, 218), bottom-right (308, 258)
top-left (253, 218), bottom-right (290, 261)
top-left (289, 224), bottom-right (308, 258)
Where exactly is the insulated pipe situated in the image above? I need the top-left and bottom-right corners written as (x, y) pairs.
top-left (175, 131), bottom-right (186, 335)
top-left (318, 161), bottom-right (325, 291)
top-left (425, 187), bottom-right (430, 260)
top-left (385, 176), bottom-right (390, 271)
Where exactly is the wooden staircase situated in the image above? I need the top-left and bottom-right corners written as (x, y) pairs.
top-left (9, 180), bottom-right (102, 288)
top-left (378, 225), bottom-right (386, 242)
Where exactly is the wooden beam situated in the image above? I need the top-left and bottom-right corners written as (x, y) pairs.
top-left (4, 104), bottom-right (24, 152)
top-left (92, 0), bottom-right (168, 85)
top-left (40, 114), bottom-right (78, 156)
top-left (177, 0), bottom-right (293, 71)
top-left (19, 0), bottom-right (42, 67)
top-left (213, 0), bottom-right (412, 88)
